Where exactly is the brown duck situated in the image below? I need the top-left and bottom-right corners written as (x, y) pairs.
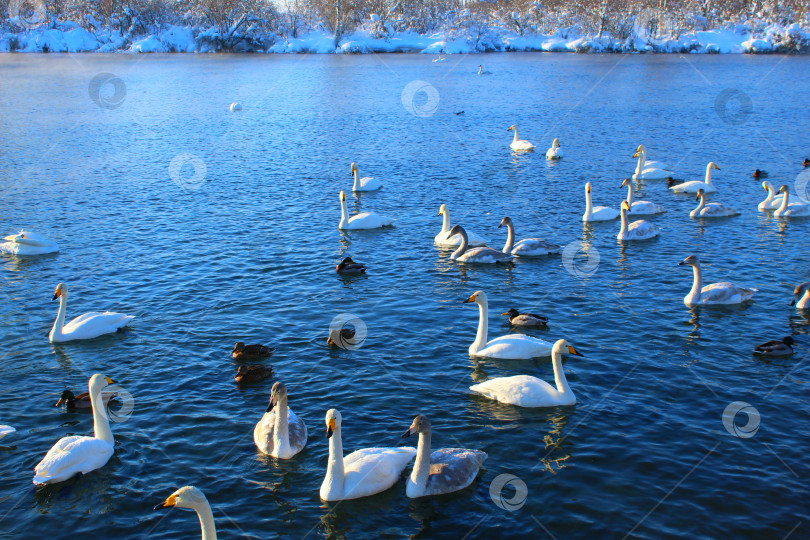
top-left (232, 342), bottom-right (274, 360)
top-left (55, 389), bottom-right (118, 409)
top-left (235, 364), bottom-right (274, 383)
top-left (336, 256), bottom-right (367, 274)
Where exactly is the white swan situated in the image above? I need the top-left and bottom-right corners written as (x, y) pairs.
top-left (449, 226), bottom-right (511, 264)
top-left (632, 147), bottom-right (671, 180)
top-left (617, 201), bottom-right (660, 241)
top-left (463, 290), bottom-right (553, 359)
top-left (0, 230), bottom-right (59, 255)
top-left (621, 178), bottom-right (665, 215)
top-left (49, 283), bottom-right (134, 343)
top-left (670, 162), bottom-right (719, 193)
top-left (34, 374), bottom-right (116, 484)
top-left (0, 425), bottom-right (15, 440)
top-left (774, 185), bottom-right (810, 217)
top-left (400, 415), bottom-right (487, 498)
top-left (582, 182), bottom-right (619, 222)
top-left (507, 125), bottom-right (535, 151)
top-left (498, 217), bottom-right (560, 256)
top-left (477, 65), bottom-right (492, 75)
top-left (793, 282), bottom-right (810, 310)
top-left (254, 381), bottom-right (307, 459)
top-left (635, 145), bottom-right (671, 170)
top-left (229, 102), bottom-right (241, 112)
top-left (338, 190), bottom-right (395, 230)
top-left (678, 255), bottom-right (757, 306)
top-left (545, 138), bottom-right (563, 160)
top-left (758, 181), bottom-right (785, 211)
top-left (469, 339), bottom-right (582, 407)
top-left (435, 204), bottom-right (487, 247)
top-left (350, 162), bottom-right (381, 192)
top-left (319, 409), bottom-right (416, 501)
top-left (154, 486), bottom-right (217, 540)
top-left (690, 188), bottom-right (739, 218)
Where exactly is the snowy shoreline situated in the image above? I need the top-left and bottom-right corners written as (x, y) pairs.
top-left (2, 22), bottom-right (808, 55)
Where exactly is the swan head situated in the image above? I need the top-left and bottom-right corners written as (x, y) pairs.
top-left (552, 339), bottom-right (583, 357)
top-left (695, 188), bottom-right (705, 201)
top-left (778, 184), bottom-right (789, 194)
top-left (349, 162), bottom-right (357, 175)
top-left (507, 125), bottom-right (516, 132)
top-left (585, 182), bottom-right (592, 193)
top-left (761, 181), bottom-right (769, 191)
top-left (52, 282), bottom-right (67, 300)
top-left (88, 373), bottom-right (115, 395)
top-left (401, 414), bottom-right (431, 439)
top-left (154, 486), bottom-right (209, 511)
top-left (325, 408), bottom-right (342, 438)
top-left (792, 282), bottom-right (809, 305)
top-left (498, 216), bottom-right (512, 228)
top-left (552, 138), bottom-right (560, 147)
top-left (449, 224), bottom-right (468, 239)
top-left (55, 389), bottom-right (76, 407)
top-left (462, 290), bottom-right (486, 305)
top-left (620, 178), bottom-right (632, 188)
top-left (620, 201), bottom-right (630, 213)
top-left (678, 255), bottom-right (700, 267)
top-left (636, 144), bottom-right (646, 154)
top-left (339, 190), bottom-right (346, 202)
top-left (438, 203), bottom-right (447, 216)
top-left (708, 162), bottom-right (720, 171)
top-left (266, 381), bottom-right (287, 412)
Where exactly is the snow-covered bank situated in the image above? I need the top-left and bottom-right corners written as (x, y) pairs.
top-left (1, 20), bottom-right (808, 55)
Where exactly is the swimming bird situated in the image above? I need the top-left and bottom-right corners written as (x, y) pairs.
top-left (477, 65), bottom-right (491, 75)
top-left (502, 309), bottom-right (548, 327)
top-left (774, 185), bottom-right (810, 217)
top-left (232, 342), bottom-right (274, 360)
top-left (154, 486), bottom-right (217, 540)
top-left (545, 138), bottom-right (563, 160)
top-left (753, 336), bottom-right (795, 357)
top-left (319, 409), bottom-right (416, 501)
top-left (254, 381), bottom-right (307, 459)
top-left (0, 230), bottom-right (59, 255)
top-left (338, 191), bottom-right (395, 230)
top-left (582, 182), bottom-right (619, 222)
top-left (792, 282), bottom-right (810, 310)
top-left (327, 328), bottom-right (356, 348)
top-left (400, 415), bottom-right (487, 498)
top-left (235, 365), bottom-right (273, 384)
top-left (621, 178), bottom-right (665, 215)
top-left (678, 255), bottom-right (757, 306)
top-left (33, 374), bottom-right (117, 484)
top-left (469, 339), bottom-right (582, 407)
top-left (752, 169), bottom-right (768, 178)
top-left (617, 201), bottom-right (660, 241)
top-left (463, 291), bottom-right (553, 359)
top-left (507, 125), bottom-right (535, 151)
top-left (498, 216), bottom-right (560, 256)
top-left (758, 181), bottom-right (786, 211)
top-left (449, 226), bottom-right (512, 264)
top-left (803, 158), bottom-right (809, 167)
top-left (690, 188), bottom-right (740, 218)
top-left (48, 283), bottom-right (134, 343)
top-left (350, 162), bottom-right (382, 192)
top-left (336, 256), bottom-right (366, 274)
top-left (0, 426), bottom-right (15, 440)
top-left (229, 102), bottom-right (242, 112)
top-left (632, 146), bottom-right (671, 180)
top-left (435, 204), bottom-right (487, 247)
top-left (670, 162), bottom-right (719, 193)
top-left (634, 144), bottom-right (670, 170)
top-left (55, 389), bottom-right (118, 410)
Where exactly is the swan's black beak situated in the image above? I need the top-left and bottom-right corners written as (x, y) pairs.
top-left (400, 428), bottom-right (413, 440)
top-left (265, 400), bottom-right (275, 413)
top-left (791, 296), bottom-right (798, 306)
top-left (52, 293), bottom-right (58, 300)
top-left (326, 425), bottom-right (333, 439)
top-left (567, 346), bottom-right (584, 357)
top-left (678, 261), bottom-right (686, 266)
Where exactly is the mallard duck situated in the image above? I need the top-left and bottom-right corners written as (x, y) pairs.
top-left (752, 169), bottom-right (768, 178)
top-left (336, 257), bottom-right (366, 274)
top-left (55, 389), bottom-right (118, 409)
top-left (327, 328), bottom-right (356, 347)
top-left (753, 336), bottom-right (795, 356)
top-left (232, 342), bottom-right (274, 360)
top-left (502, 309), bottom-right (548, 327)
top-left (235, 364), bottom-right (273, 384)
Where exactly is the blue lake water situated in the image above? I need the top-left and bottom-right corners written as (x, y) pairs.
top-left (0, 52), bottom-right (808, 539)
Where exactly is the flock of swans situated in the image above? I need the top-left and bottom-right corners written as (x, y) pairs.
top-left (3, 137), bottom-right (810, 538)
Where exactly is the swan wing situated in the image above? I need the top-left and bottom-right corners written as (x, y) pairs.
top-left (629, 201), bottom-right (665, 215)
top-left (61, 312), bottom-right (134, 339)
top-left (357, 177), bottom-right (382, 191)
top-left (457, 247), bottom-right (511, 264)
top-left (700, 203), bottom-right (738, 217)
top-left (699, 282), bottom-right (757, 304)
top-left (341, 447), bottom-right (416, 499)
top-left (512, 239), bottom-right (561, 256)
top-left (476, 335), bottom-right (552, 359)
top-left (423, 448), bottom-right (488, 496)
top-left (589, 206), bottom-right (620, 221)
top-left (627, 220), bottom-right (660, 239)
top-left (470, 375), bottom-right (566, 407)
top-left (347, 212), bottom-right (395, 229)
top-left (33, 435), bottom-right (114, 484)
top-left (253, 411), bottom-right (276, 455)
top-left (287, 408), bottom-right (308, 455)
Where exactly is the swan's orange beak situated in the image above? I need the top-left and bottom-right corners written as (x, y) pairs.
top-left (462, 294), bottom-right (476, 304)
top-left (52, 289), bottom-right (62, 300)
top-left (154, 494), bottom-right (177, 510)
top-left (567, 346), bottom-right (583, 357)
top-left (326, 418), bottom-right (335, 439)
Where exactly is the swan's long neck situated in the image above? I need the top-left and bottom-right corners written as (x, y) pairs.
top-left (799, 289), bottom-right (810, 309)
top-left (472, 297), bottom-right (489, 353)
top-left (704, 164), bottom-right (713, 185)
top-left (512, 129), bottom-right (519, 143)
top-left (584, 188), bottom-right (593, 217)
top-left (619, 208), bottom-right (629, 235)
top-left (502, 222), bottom-right (515, 254)
top-left (351, 169), bottom-right (359, 191)
top-left (693, 193), bottom-right (706, 214)
top-left (194, 501), bottom-right (217, 540)
top-left (686, 263), bottom-right (703, 303)
top-left (778, 190), bottom-right (789, 212)
top-left (634, 155), bottom-right (643, 176)
top-left (477, 66), bottom-right (482, 75)
top-left (273, 395), bottom-right (291, 456)
top-left (90, 383), bottom-right (114, 445)
top-left (762, 184), bottom-right (775, 205)
top-left (551, 347), bottom-right (573, 398)
top-left (407, 429), bottom-right (432, 497)
top-left (440, 210), bottom-right (450, 234)
top-left (339, 198), bottom-right (349, 228)
top-left (51, 292), bottom-right (67, 339)
top-left (450, 229), bottom-right (469, 259)
top-left (625, 183), bottom-right (634, 206)
top-left (322, 424), bottom-right (345, 498)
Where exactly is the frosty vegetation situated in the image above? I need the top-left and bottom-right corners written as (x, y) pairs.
top-left (0, 0), bottom-right (808, 53)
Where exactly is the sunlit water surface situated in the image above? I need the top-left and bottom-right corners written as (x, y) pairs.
top-left (0, 53), bottom-right (808, 539)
